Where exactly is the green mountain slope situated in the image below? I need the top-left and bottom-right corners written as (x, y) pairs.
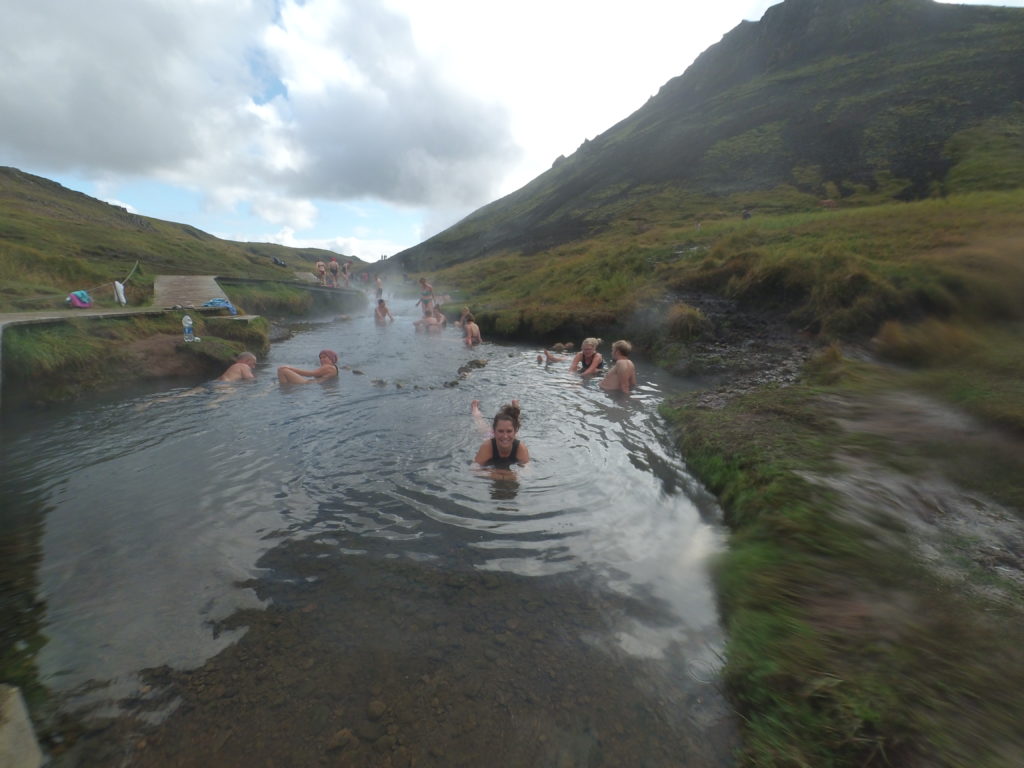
top-left (396, 0), bottom-right (1024, 272)
top-left (0, 167), bottom-right (353, 309)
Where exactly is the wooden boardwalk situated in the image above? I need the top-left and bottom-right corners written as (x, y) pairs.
top-left (153, 275), bottom-right (229, 308)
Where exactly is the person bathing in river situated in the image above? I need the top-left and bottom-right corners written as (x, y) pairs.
top-left (415, 307), bottom-right (445, 334)
top-left (374, 298), bottom-right (395, 324)
top-left (471, 400), bottom-right (530, 469)
top-left (328, 257), bottom-right (340, 287)
top-left (414, 312), bottom-right (438, 333)
top-left (599, 340), bottom-right (638, 393)
top-left (570, 337), bottom-right (604, 375)
top-left (217, 352), bottom-right (257, 382)
top-left (277, 350), bottom-right (339, 384)
top-left (463, 313), bottom-right (482, 346)
top-left (416, 277), bottom-right (435, 315)
top-left (537, 349), bottom-right (566, 364)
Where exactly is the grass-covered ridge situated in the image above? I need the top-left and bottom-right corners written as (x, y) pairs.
top-left (439, 188), bottom-right (1024, 335)
top-left (396, 0), bottom-right (1024, 271)
top-left (0, 167), bottom-right (358, 312)
top-left (434, 188), bottom-right (1024, 426)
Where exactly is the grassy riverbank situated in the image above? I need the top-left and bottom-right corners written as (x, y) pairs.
top-left (1, 313), bottom-right (270, 403)
top-left (0, 277), bottom-right (370, 406)
top-left (424, 188), bottom-right (1024, 766)
top-left (663, 354), bottom-right (1024, 766)
top-left (432, 189), bottom-right (1024, 345)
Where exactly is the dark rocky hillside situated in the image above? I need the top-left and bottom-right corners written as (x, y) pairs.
top-left (395, 0), bottom-right (1024, 270)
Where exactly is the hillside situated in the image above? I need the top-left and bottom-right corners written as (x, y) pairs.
top-left (395, 0), bottom-right (1024, 272)
top-left (380, 6), bottom-right (1024, 763)
top-left (0, 166), bottom-right (356, 310)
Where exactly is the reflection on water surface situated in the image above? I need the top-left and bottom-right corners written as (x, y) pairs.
top-left (0, 301), bottom-right (736, 766)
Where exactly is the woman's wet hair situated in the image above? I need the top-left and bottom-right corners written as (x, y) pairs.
top-left (581, 337), bottom-right (602, 349)
top-left (319, 349), bottom-right (339, 365)
top-left (492, 403), bottom-right (521, 431)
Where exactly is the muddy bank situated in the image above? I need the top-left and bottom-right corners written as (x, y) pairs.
top-left (662, 334), bottom-right (1024, 765)
top-left (808, 390), bottom-right (1024, 604)
top-left (51, 539), bottom-right (735, 768)
top-left (1, 315), bottom-right (275, 408)
top-left (645, 292), bottom-right (819, 407)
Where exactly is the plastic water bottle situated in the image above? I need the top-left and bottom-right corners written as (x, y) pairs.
top-left (182, 314), bottom-right (194, 342)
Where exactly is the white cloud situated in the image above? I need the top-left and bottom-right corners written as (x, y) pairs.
top-left (103, 199), bottom-right (138, 214)
top-left (0, 0), bottom-right (518, 234)
top-left (3, 0), bottom-right (1022, 252)
top-left (250, 195), bottom-right (319, 229)
top-left (244, 226), bottom-right (406, 262)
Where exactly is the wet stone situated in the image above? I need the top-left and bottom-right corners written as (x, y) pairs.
top-left (325, 728), bottom-right (353, 751)
top-left (356, 721), bottom-right (384, 742)
top-left (367, 700), bottom-right (386, 721)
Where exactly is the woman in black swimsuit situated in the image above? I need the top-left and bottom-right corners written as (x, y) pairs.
top-left (570, 337), bottom-right (604, 375)
top-left (472, 400), bottom-right (531, 468)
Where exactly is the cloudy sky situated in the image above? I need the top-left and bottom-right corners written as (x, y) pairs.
top-left (2, 0), bottom-right (1021, 261)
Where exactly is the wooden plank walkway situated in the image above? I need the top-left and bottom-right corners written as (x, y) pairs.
top-left (153, 275), bottom-right (229, 308)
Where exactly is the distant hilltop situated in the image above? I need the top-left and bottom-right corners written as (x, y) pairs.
top-left (395, 0), bottom-right (1024, 271)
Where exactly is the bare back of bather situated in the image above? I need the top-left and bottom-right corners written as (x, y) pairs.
top-left (599, 340), bottom-right (637, 393)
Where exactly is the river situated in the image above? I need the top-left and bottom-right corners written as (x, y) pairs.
top-left (0, 297), bottom-right (737, 767)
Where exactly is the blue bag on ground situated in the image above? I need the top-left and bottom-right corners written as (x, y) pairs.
top-left (66, 290), bottom-right (93, 308)
top-left (201, 297), bottom-right (238, 315)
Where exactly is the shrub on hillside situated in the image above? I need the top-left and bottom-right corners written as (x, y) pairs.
top-left (667, 303), bottom-right (711, 341)
top-left (872, 319), bottom-right (978, 366)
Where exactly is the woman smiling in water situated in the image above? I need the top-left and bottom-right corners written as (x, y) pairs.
top-left (471, 400), bottom-right (530, 469)
top-left (569, 337), bottom-right (604, 375)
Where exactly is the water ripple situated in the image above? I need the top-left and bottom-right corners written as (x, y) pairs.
top-left (3, 310), bottom-right (728, 704)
